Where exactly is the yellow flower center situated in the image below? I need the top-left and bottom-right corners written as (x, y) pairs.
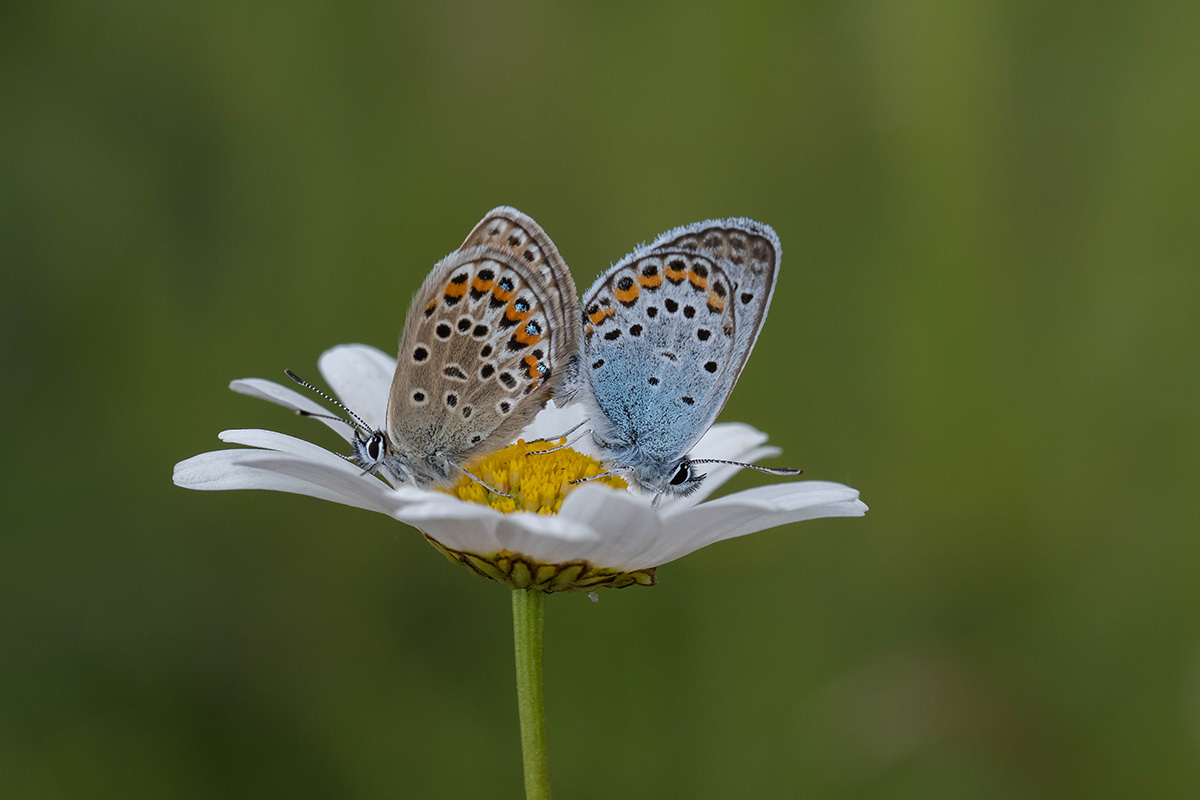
top-left (442, 438), bottom-right (627, 514)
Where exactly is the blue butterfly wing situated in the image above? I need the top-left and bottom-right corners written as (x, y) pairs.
top-left (579, 219), bottom-right (780, 464)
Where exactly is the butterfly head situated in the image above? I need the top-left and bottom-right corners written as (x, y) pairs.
top-left (284, 369), bottom-right (411, 482)
top-left (632, 458), bottom-right (707, 498)
top-left (619, 448), bottom-right (805, 500)
top-left (350, 428), bottom-right (391, 474)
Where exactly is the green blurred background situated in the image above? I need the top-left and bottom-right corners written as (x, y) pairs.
top-left (3, 1), bottom-right (1198, 797)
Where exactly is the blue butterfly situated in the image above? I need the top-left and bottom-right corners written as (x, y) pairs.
top-left (565, 218), bottom-right (800, 497)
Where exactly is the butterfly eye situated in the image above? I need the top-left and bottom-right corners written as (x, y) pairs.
top-left (669, 462), bottom-right (692, 486)
top-left (366, 432), bottom-right (385, 462)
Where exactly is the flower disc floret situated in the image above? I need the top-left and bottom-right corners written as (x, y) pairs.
top-left (445, 439), bottom-right (627, 514)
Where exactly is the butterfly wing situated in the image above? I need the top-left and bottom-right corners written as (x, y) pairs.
top-left (386, 210), bottom-right (577, 469)
top-left (578, 218), bottom-right (779, 465)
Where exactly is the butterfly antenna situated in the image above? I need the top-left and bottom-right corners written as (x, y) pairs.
top-left (298, 410), bottom-right (356, 427)
top-left (688, 458), bottom-right (803, 476)
top-left (283, 369), bottom-right (374, 433)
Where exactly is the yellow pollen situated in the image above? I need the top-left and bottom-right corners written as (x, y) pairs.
top-left (443, 439), bottom-right (627, 513)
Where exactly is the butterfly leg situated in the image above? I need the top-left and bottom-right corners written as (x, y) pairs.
top-left (527, 425), bottom-right (592, 456)
top-left (526, 419), bottom-right (587, 448)
top-left (569, 469), bottom-right (629, 486)
top-left (447, 461), bottom-right (514, 499)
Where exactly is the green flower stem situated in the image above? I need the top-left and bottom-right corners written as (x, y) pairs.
top-left (512, 588), bottom-right (551, 800)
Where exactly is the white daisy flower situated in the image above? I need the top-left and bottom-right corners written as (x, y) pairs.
top-left (174, 344), bottom-right (867, 591)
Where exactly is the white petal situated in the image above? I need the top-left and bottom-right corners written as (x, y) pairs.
top-left (247, 453), bottom-right (435, 515)
top-left (393, 486), bottom-right (660, 568)
top-left (317, 344), bottom-right (396, 431)
top-left (494, 513), bottom-right (602, 563)
top-left (173, 449), bottom-right (400, 514)
top-left (690, 422), bottom-right (770, 462)
top-left (229, 378), bottom-right (351, 442)
top-left (555, 484), bottom-right (664, 568)
top-left (392, 497), bottom-right (507, 554)
top-left (638, 481), bottom-right (867, 567)
top-left (218, 428), bottom-right (354, 468)
top-left (220, 425), bottom-right (416, 491)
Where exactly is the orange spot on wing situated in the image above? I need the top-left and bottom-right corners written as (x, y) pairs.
top-left (638, 273), bottom-right (662, 289)
top-left (505, 303), bottom-right (533, 325)
top-left (664, 260), bottom-right (687, 284)
top-left (706, 291), bottom-right (726, 313)
top-left (514, 325), bottom-right (543, 346)
top-left (588, 307), bottom-right (615, 325)
top-left (444, 281), bottom-right (467, 299)
top-left (523, 354), bottom-right (542, 379)
top-left (688, 269), bottom-right (708, 291)
top-left (614, 282), bottom-right (640, 305)
top-left (472, 275), bottom-right (495, 294)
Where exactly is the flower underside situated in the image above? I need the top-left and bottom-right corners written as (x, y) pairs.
top-left (437, 439), bottom-right (654, 593)
top-left (426, 536), bottom-right (657, 593)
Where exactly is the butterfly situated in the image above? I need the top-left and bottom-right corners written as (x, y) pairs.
top-left (290, 207), bottom-right (578, 490)
top-left (564, 217), bottom-right (800, 497)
